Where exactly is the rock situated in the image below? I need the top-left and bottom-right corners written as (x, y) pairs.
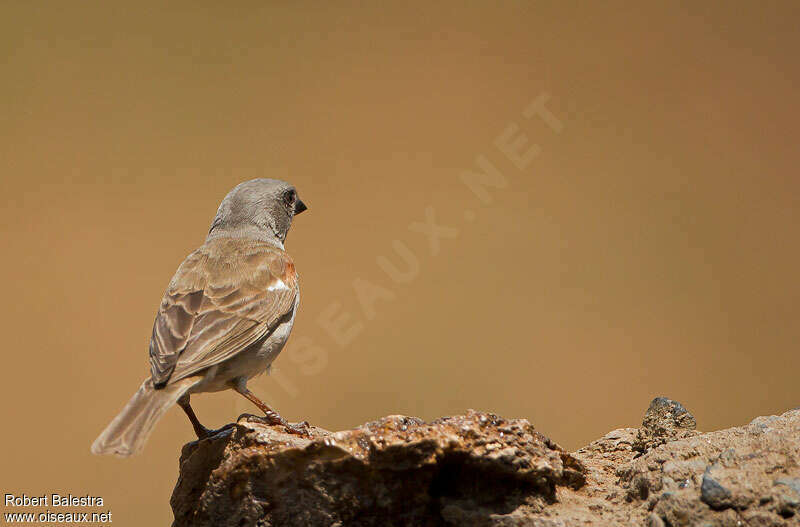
top-left (171, 405), bottom-right (800, 526)
top-left (775, 478), bottom-right (800, 518)
top-left (171, 411), bottom-right (584, 527)
top-left (646, 512), bottom-right (665, 527)
top-left (633, 396), bottom-right (698, 453)
top-left (619, 406), bottom-right (800, 526)
top-left (700, 468), bottom-right (733, 510)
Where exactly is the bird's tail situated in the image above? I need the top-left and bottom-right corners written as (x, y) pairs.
top-left (91, 376), bottom-right (201, 457)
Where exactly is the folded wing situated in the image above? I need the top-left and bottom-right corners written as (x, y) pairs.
top-left (148, 238), bottom-right (298, 387)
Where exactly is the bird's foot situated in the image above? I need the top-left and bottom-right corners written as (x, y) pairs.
top-left (237, 412), bottom-right (311, 436)
top-left (283, 420), bottom-right (311, 436)
top-left (195, 423), bottom-right (236, 440)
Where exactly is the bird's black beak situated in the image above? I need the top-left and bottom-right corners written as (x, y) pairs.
top-left (295, 199), bottom-right (308, 215)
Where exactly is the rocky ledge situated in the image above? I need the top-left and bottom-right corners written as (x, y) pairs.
top-left (171, 400), bottom-right (800, 526)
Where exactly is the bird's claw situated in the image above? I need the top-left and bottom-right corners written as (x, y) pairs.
top-left (237, 413), bottom-right (311, 436)
top-left (196, 423), bottom-right (236, 440)
top-left (283, 420), bottom-right (311, 437)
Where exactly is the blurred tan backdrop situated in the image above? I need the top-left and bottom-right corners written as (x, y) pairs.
top-left (1, 2), bottom-right (799, 525)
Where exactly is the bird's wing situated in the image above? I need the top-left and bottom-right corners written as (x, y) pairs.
top-left (148, 238), bottom-right (298, 387)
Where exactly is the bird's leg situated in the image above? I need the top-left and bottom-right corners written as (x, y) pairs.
top-left (231, 380), bottom-right (309, 436)
top-left (177, 394), bottom-right (211, 439)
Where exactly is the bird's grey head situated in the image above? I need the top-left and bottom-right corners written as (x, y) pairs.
top-left (207, 179), bottom-right (307, 246)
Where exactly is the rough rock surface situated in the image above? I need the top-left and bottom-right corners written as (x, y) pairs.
top-left (171, 402), bottom-right (800, 526)
top-left (633, 397), bottom-right (698, 453)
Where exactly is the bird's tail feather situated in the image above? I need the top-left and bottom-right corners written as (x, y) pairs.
top-left (91, 376), bottom-right (201, 457)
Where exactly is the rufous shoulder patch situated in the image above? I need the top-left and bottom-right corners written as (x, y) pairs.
top-left (268, 252), bottom-right (297, 287)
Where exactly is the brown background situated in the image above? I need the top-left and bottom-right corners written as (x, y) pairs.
top-left (1, 2), bottom-right (799, 525)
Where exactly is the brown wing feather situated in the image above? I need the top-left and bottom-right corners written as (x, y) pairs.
top-left (148, 238), bottom-right (298, 387)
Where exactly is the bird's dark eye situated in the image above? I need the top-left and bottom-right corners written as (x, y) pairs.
top-left (284, 189), bottom-right (296, 204)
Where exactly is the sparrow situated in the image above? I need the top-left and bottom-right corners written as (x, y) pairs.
top-left (91, 178), bottom-right (308, 457)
